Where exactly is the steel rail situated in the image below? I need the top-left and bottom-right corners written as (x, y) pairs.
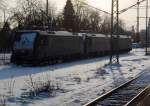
top-left (83, 73), bottom-right (142, 106)
top-left (125, 84), bottom-right (150, 106)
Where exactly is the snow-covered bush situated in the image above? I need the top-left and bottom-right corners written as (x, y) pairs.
top-left (7, 76), bottom-right (15, 96)
top-left (24, 74), bottom-right (62, 98)
top-left (0, 95), bottom-right (6, 106)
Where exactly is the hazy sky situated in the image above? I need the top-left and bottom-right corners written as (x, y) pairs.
top-left (6, 0), bottom-right (150, 30)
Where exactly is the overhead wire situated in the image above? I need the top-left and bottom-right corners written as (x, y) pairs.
top-left (78, 0), bottom-right (146, 15)
top-left (119, 0), bottom-right (146, 14)
top-left (77, 1), bottom-right (111, 15)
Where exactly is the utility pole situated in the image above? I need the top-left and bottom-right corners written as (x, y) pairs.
top-left (110, 0), bottom-right (119, 64)
top-left (3, 10), bottom-right (6, 24)
top-left (46, 0), bottom-right (48, 15)
top-left (137, 0), bottom-right (140, 42)
top-left (46, 0), bottom-right (49, 30)
top-left (145, 0), bottom-right (149, 55)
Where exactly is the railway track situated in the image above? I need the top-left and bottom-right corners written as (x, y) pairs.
top-left (83, 71), bottom-right (150, 106)
top-left (125, 84), bottom-right (150, 106)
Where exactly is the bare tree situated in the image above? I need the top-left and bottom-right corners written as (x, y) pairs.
top-left (73, 0), bottom-right (85, 32)
top-left (73, 0), bottom-right (102, 32)
top-left (100, 15), bottom-right (111, 34)
top-left (10, 0), bottom-right (56, 30)
top-left (89, 10), bottom-right (102, 32)
top-left (0, 0), bottom-right (6, 10)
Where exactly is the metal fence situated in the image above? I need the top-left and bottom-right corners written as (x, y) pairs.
top-left (0, 49), bottom-right (11, 65)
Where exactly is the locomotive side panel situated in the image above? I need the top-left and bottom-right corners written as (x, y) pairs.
top-left (91, 36), bottom-right (110, 52)
top-left (85, 35), bottom-right (110, 55)
top-left (49, 36), bottom-right (84, 56)
top-left (35, 35), bottom-right (84, 61)
top-left (119, 37), bottom-right (132, 51)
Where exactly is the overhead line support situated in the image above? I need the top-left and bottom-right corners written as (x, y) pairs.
top-left (110, 0), bottom-right (119, 64)
top-left (145, 0), bottom-right (149, 55)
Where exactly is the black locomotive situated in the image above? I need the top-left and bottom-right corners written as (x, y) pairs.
top-left (11, 30), bottom-right (132, 65)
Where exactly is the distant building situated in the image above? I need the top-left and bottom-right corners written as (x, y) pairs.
top-left (131, 26), bottom-right (135, 42)
top-left (139, 18), bottom-right (150, 47)
top-left (140, 29), bottom-right (146, 47)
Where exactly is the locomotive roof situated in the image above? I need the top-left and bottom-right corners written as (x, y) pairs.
top-left (17, 30), bottom-right (75, 36)
top-left (87, 34), bottom-right (130, 38)
top-left (16, 30), bottom-right (130, 38)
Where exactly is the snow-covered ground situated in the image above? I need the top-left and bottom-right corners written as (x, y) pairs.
top-left (0, 49), bottom-right (150, 106)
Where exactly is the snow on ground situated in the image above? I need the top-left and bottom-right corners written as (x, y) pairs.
top-left (0, 49), bottom-right (150, 106)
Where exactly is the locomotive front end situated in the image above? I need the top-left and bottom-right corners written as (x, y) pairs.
top-left (11, 31), bottom-right (37, 64)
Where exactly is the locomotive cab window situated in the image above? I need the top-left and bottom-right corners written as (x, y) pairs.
top-left (14, 32), bottom-right (37, 50)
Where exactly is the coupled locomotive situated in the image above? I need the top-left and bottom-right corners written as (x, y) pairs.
top-left (11, 30), bottom-right (132, 65)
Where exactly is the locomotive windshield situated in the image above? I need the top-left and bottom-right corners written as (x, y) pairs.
top-left (14, 32), bottom-right (37, 50)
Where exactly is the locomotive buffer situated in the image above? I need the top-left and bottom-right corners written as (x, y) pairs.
top-left (110, 0), bottom-right (120, 64)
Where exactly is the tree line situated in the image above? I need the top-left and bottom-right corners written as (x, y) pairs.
top-left (10, 0), bottom-right (126, 33)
